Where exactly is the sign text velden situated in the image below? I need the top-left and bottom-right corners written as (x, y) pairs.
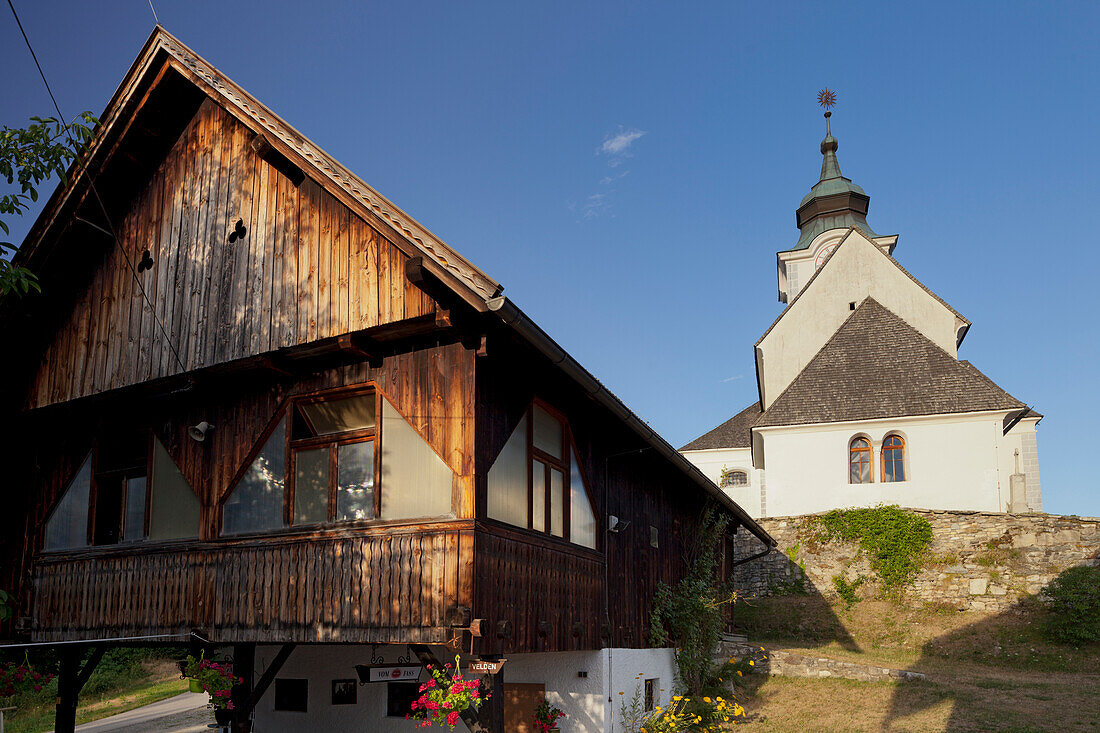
top-left (367, 666), bottom-right (422, 683)
top-left (468, 659), bottom-right (506, 675)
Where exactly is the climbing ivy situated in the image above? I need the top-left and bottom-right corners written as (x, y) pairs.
top-left (803, 506), bottom-right (932, 592)
top-left (649, 506), bottom-right (733, 695)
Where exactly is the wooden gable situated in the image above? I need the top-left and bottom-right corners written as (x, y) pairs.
top-left (29, 98), bottom-right (434, 408)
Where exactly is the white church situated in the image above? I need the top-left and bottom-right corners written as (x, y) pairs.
top-left (681, 108), bottom-right (1042, 519)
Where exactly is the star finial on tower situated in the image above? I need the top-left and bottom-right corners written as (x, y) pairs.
top-left (817, 88), bottom-right (837, 111)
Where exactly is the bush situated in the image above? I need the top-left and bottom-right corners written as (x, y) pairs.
top-left (1040, 565), bottom-right (1100, 646)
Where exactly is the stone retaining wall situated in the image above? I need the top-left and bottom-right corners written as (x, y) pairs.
top-left (733, 510), bottom-right (1100, 611)
top-left (718, 641), bottom-right (925, 683)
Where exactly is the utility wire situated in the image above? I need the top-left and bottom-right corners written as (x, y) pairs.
top-left (7, 0), bottom-right (188, 374)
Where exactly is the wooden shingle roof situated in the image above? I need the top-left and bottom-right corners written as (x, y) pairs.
top-left (754, 298), bottom-right (1024, 428)
top-left (680, 402), bottom-right (760, 451)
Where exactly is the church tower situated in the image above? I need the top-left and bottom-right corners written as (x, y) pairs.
top-left (682, 92), bottom-right (1042, 518)
top-left (776, 110), bottom-right (898, 303)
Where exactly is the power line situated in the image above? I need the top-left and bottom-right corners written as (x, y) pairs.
top-left (6, 0), bottom-right (188, 375)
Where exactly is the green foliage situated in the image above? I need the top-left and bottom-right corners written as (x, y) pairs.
top-left (804, 505), bottom-right (933, 591)
top-left (832, 574), bottom-right (865, 607)
top-left (0, 113), bottom-right (97, 295)
top-left (0, 589), bottom-right (12, 622)
top-left (619, 684), bottom-right (648, 733)
top-left (1039, 565), bottom-right (1100, 646)
top-left (649, 506), bottom-right (733, 695)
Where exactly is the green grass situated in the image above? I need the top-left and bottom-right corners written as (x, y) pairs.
top-left (1, 650), bottom-right (189, 733)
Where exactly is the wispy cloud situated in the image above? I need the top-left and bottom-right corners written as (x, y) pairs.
top-left (573, 126), bottom-right (647, 221)
top-left (720, 374), bottom-right (744, 383)
top-left (599, 127), bottom-right (646, 157)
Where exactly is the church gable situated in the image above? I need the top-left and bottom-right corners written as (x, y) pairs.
top-left (755, 228), bottom-right (968, 409)
top-left (755, 298), bottom-right (1023, 428)
top-left (27, 93), bottom-right (434, 409)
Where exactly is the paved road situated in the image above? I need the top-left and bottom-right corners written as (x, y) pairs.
top-left (47, 692), bottom-right (214, 733)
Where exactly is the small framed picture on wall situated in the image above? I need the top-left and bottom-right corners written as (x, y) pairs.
top-left (331, 679), bottom-right (357, 706)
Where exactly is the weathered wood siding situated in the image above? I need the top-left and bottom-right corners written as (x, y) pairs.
top-left (29, 98), bottom-right (433, 409)
top-left (31, 524), bottom-right (473, 643)
top-left (474, 334), bottom-right (724, 653)
top-left (475, 526), bottom-right (602, 652)
top-left (9, 343), bottom-right (476, 639)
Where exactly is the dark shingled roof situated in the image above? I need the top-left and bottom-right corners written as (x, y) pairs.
top-left (680, 402), bottom-right (761, 451)
top-left (754, 298), bottom-right (1025, 428)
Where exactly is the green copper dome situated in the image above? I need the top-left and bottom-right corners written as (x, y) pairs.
top-left (790, 112), bottom-right (878, 250)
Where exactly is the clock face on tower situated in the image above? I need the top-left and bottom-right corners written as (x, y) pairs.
top-left (814, 243), bottom-right (838, 270)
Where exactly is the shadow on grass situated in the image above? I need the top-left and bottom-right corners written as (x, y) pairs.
top-left (884, 557), bottom-right (1100, 733)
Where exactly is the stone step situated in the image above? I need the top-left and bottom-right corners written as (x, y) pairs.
top-left (717, 641), bottom-right (926, 684)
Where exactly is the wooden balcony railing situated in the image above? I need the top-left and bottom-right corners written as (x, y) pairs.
top-left (31, 521), bottom-right (473, 644)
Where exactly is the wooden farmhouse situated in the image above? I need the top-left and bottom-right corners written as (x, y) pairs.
top-left (0, 28), bottom-right (773, 733)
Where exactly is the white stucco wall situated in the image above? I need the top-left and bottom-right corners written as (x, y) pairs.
top-left (758, 229), bottom-right (965, 409)
top-left (756, 411), bottom-right (1021, 516)
top-left (249, 644), bottom-right (676, 733)
top-left (679, 447), bottom-right (763, 518)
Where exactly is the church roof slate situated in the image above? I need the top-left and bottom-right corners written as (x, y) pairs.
top-left (680, 401), bottom-right (761, 451)
top-left (753, 298), bottom-right (1024, 428)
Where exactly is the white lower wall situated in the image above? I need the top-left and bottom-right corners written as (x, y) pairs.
top-left (250, 644), bottom-right (677, 733)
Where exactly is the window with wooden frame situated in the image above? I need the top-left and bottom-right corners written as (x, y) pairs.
top-left (486, 401), bottom-right (598, 549)
top-left (848, 437), bottom-right (873, 484)
top-left (221, 385), bottom-right (454, 536)
top-left (881, 434), bottom-right (906, 483)
top-left (42, 434), bottom-right (200, 552)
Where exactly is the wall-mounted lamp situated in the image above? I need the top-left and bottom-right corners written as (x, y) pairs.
top-left (608, 515), bottom-right (629, 533)
top-left (188, 421), bottom-right (215, 442)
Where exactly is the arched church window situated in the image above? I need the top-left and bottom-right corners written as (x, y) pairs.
top-left (881, 435), bottom-right (906, 483)
top-left (720, 469), bottom-right (748, 488)
top-left (849, 437), bottom-right (873, 484)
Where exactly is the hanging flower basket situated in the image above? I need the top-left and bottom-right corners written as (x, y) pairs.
top-left (181, 653), bottom-right (241, 713)
top-left (407, 655), bottom-right (487, 729)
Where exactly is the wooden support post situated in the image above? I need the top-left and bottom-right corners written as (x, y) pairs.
top-left (53, 646), bottom-right (106, 733)
top-left (238, 644), bottom-right (295, 723)
top-left (489, 665), bottom-right (505, 733)
top-left (230, 644), bottom-right (256, 733)
top-left (54, 648), bottom-right (80, 733)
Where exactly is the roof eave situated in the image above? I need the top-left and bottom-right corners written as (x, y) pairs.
top-left (486, 296), bottom-right (775, 547)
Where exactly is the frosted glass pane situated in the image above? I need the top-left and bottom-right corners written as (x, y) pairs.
top-left (532, 461), bottom-right (545, 532)
top-left (337, 441), bottom-right (374, 521)
top-left (150, 438), bottom-right (200, 541)
top-left (294, 448), bottom-right (329, 524)
top-left (300, 394), bottom-right (375, 435)
top-left (487, 415), bottom-right (528, 528)
top-left (223, 420), bottom-right (287, 535)
top-left (44, 455), bottom-right (92, 550)
top-left (380, 399), bottom-right (453, 519)
top-left (123, 477), bottom-right (147, 542)
top-left (532, 405), bottom-right (562, 458)
top-left (550, 467), bottom-right (563, 537)
top-left (570, 448), bottom-right (596, 549)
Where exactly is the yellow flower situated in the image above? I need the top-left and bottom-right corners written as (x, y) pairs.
top-left (736, 670), bottom-right (742, 676)
top-left (748, 660), bottom-right (754, 666)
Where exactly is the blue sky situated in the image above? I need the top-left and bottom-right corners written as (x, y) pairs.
top-left (4, 1), bottom-right (1098, 516)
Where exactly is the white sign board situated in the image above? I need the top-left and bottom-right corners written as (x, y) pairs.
top-left (367, 666), bottom-right (422, 683)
